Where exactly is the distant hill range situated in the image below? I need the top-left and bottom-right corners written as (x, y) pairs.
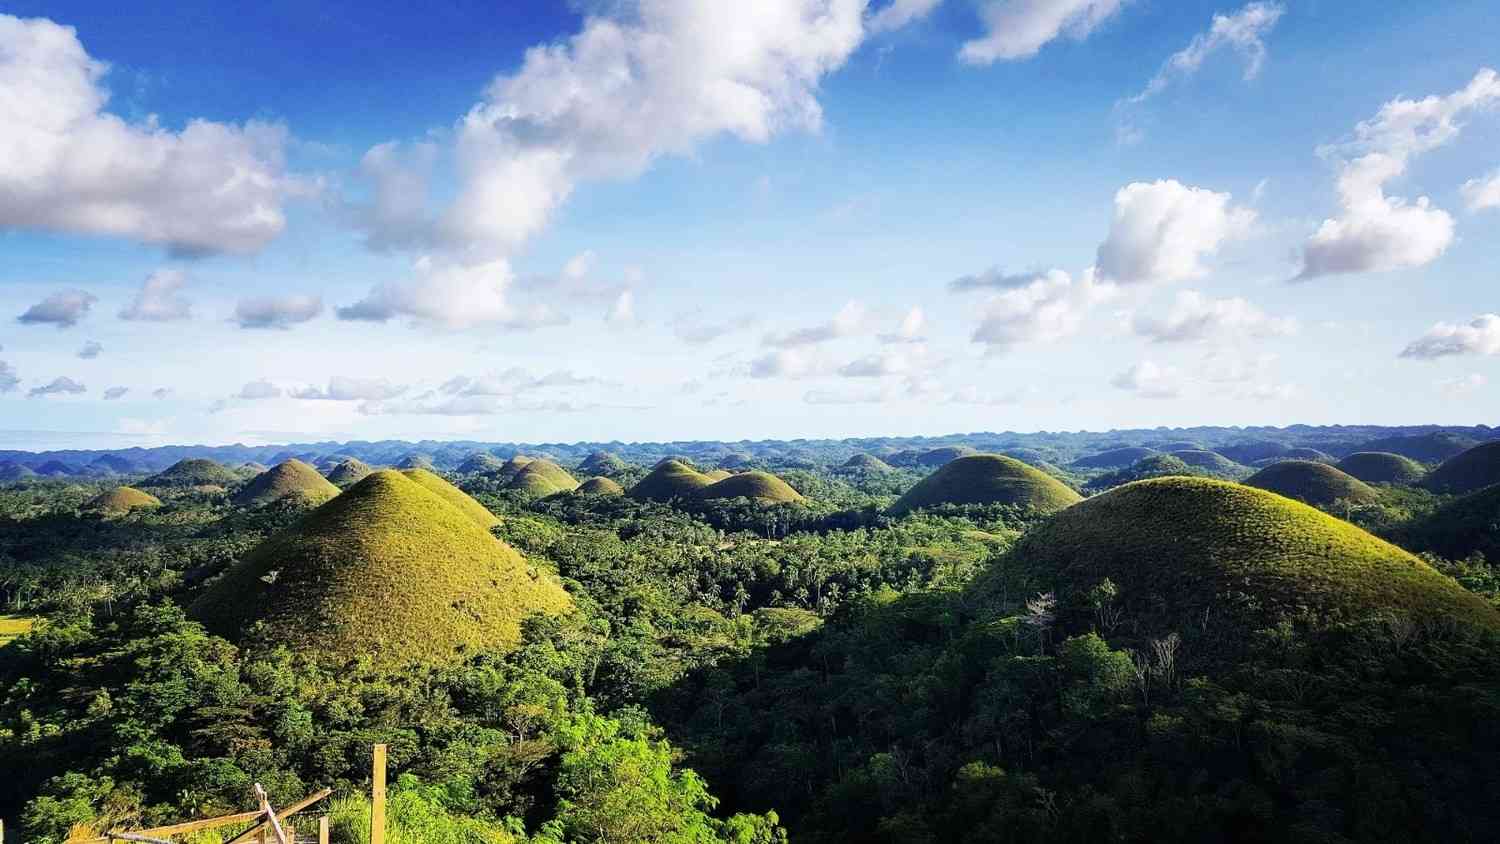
top-left (0, 425), bottom-right (1494, 478)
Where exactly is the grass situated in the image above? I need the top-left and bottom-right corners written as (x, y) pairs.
top-left (326, 781), bottom-right (517, 843)
top-left (575, 476), bottom-right (625, 495)
top-left (696, 471), bottom-right (805, 503)
top-left (701, 468), bottom-right (733, 482)
top-left (506, 459), bottom-right (579, 496)
top-left (991, 477), bottom-right (1500, 634)
top-left (400, 469), bottom-right (501, 528)
top-left (842, 453), bottom-right (893, 472)
top-left (1084, 454), bottom-right (1197, 492)
top-left (915, 445), bottom-right (978, 467)
top-left (1336, 451), bottom-right (1427, 484)
top-left (1357, 431), bottom-right (1478, 463)
top-left (85, 485), bottom-right (162, 514)
top-left (142, 458), bottom-right (241, 488)
top-left (1170, 449), bottom-right (1246, 476)
top-left (458, 452), bottom-right (507, 474)
top-left (1070, 447), bottom-right (1160, 469)
top-left (628, 459), bottom-right (713, 502)
top-left (0, 613), bottom-right (36, 647)
top-left (233, 459), bottom-right (341, 508)
top-left (327, 458), bottom-right (375, 487)
top-left (578, 450), bottom-right (628, 474)
top-left (889, 454), bottom-right (1082, 516)
top-left (191, 470), bottom-right (570, 667)
top-left (396, 454), bottom-right (435, 470)
top-left (1244, 460), bottom-right (1380, 506)
top-left (497, 455), bottom-right (534, 481)
top-left (1263, 447), bottom-right (1335, 464)
top-left (1424, 441), bottom-right (1500, 494)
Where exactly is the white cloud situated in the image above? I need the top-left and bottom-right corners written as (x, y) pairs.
top-left (1110, 360), bottom-right (1181, 399)
top-left (960, 0), bottom-right (1125, 65)
top-left (119, 269), bottom-right (192, 321)
top-left (764, 300), bottom-right (866, 347)
top-left (0, 361), bottom-right (18, 393)
top-left (77, 340), bottom-right (102, 358)
top-left (969, 267), bottom-right (1115, 352)
top-left (350, 0), bottom-right (865, 259)
top-left (747, 348), bottom-right (831, 379)
top-left (151, 387), bottom-right (173, 400)
top-left (1400, 313), bottom-right (1500, 359)
top-left (838, 348), bottom-right (921, 377)
top-left (342, 140), bottom-right (439, 252)
top-left (233, 295), bottom-right (324, 329)
top-left (1438, 373), bottom-right (1486, 397)
top-left (102, 385), bottom-right (127, 400)
top-left (1132, 290), bottom-right (1296, 343)
top-left (338, 256), bottom-right (561, 330)
top-left (867, 0), bottom-right (943, 34)
top-left (1201, 350), bottom-right (1277, 383)
top-left (673, 312), bottom-right (752, 344)
top-left (1096, 180), bottom-right (1255, 284)
top-left (605, 289), bottom-right (636, 325)
top-left (439, 369), bottom-right (605, 397)
top-left (0, 15), bottom-right (303, 255)
top-left (28, 376), bottom-right (85, 398)
top-left (804, 386), bottom-right (892, 405)
top-left (1297, 68), bottom-right (1500, 280)
top-left (948, 267), bottom-right (1040, 291)
top-left (17, 289), bottom-right (96, 328)
top-left (237, 379), bottom-right (283, 400)
top-left (1462, 169), bottom-right (1500, 211)
top-left (290, 377), bottom-right (408, 401)
top-left (878, 306), bottom-right (926, 343)
top-left (1127, 2), bottom-right (1285, 105)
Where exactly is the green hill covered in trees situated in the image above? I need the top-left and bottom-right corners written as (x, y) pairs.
top-left (1424, 441), bottom-right (1500, 494)
top-left (141, 458), bottom-right (239, 488)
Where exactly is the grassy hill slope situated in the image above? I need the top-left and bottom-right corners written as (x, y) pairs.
top-left (233, 459), bottom-right (340, 508)
top-left (575, 476), bottom-right (625, 495)
top-left (85, 486), bottom-right (162, 514)
top-left (142, 458), bottom-right (240, 488)
top-left (1424, 442), bottom-right (1500, 494)
top-left (507, 460), bottom-right (579, 496)
top-left (1336, 451), bottom-right (1427, 484)
top-left (629, 459), bottom-right (713, 501)
top-left (1245, 460), bottom-right (1379, 506)
top-left (697, 471), bottom-right (805, 503)
top-left (399, 468), bottom-right (500, 528)
top-left (325, 458), bottom-right (374, 487)
top-left (890, 454), bottom-right (1082, 516)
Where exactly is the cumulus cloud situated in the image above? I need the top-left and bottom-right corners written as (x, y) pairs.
top-left (838, 348), bottom-right (922, 377)
top-left (0, 15), bottom-right (304, 255)
top-left (1462, 169), bottom-right (1500, 211)
top-left (1096, 180), bottom-right (1256, 284)
top-left (1296, 68), bottom-right (1500, 280)
top-left (960, 0), bottom-right (1125, 65)
top-left (347, 0), bottom-right (866, 259)
top-left (0, 361), bottom-right (18, 393)
top-left (764, 300), bottom-right (866, 348)
top-left (17, 289), bottom-right (96, 328)
top-left (233, 294), bottom-right (324, 329)
top-left (102, 385), bottom-right (128, 400)
top-left (28, 376), bottom-right (85, 398)
top-left (1132, 290), bottom-right (1297, 343)
top-left (290, 376), bottom-right (408, 401)
top-left (878, 306), bottom-right (926, 344)
top-left (77, 340), bottom-right (102, 358)
top-left (867, 0), bottom-right (943, 33)
top-left (1126, 2), bottom-right (1285, 106)
top-left (338, 256), bottom-right (562, 330)
top-left (1400, 313), bottom-right (1500, 359)
top-left (237, 379), bottom-right (283, 400)
top-left (1110, 360), bottom-right (1181, 398)
top-left (119, 269), bottom-right (192, 321)
top-left (968, 268), bottom-right (1115, 352)
top-left (747, 348), bottom-right (831, 379)
top-left (605, 289), bottom-right (636, 325)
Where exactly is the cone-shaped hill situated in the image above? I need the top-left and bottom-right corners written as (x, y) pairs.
top-left (842, 453), bottom-right (894, 472)
top-left (1336, 452), bottom-right (1427, 485)
top-left (1355, 431), bottom-right (1477, 463)
top-left (987, 478), bottom-right (1500, 636)
top-left (575, 476), bottom-right (625, 496)
top-left (398, 468), bottom-right (500, 528)
top-left (702, 469), bottom-right (733, 482)
top-left (496, 455), bottom-right (534, 481)
top-left (458, 452), bottom-right (507, 474)
top-left (697, 471), bottom-right (804, 504)
top-left (1395, 483), bottom-right (1500, 563)
top-left (234, 460), bottom-right (340, 508)
top-left (396, 453), bottom-right (435, 470)
top-left (1070, 447), bottom-right (1160, 470)
top-left (86, 485), bottom-right (162, 514)
top-left (890, 454), bottom-right (1082, 516)
top-left (326, 458), bottom-right (374, 487)
top-left (1245, 461), bottom-right (1379, 506)
top-left (1170, 449), bottom-right (1245, 476)
top-left (0, 462), bottom-right (38, 482)
top-left (190, 470), bottom-right (570, 666)
top-left (915, 446), bottom-right (978, 467)
top-left (143, 458), bottom-right (240, 488)
top-left (1424, 441), bottom-right (1500, 494)
top-left (629, 459), bottom-right (713, 501)
top-left (1085, 454), bottom-right (1195, 492)
top-left (507, 460), bottom-right (579, 496)
top-left (578, 451), bottom-right (628, 475)
top-left (1252, 447), bottom-right (1334, 466)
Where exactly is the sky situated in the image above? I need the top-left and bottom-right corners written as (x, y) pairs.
top-left (0, 0), bottom-right (1497, 450)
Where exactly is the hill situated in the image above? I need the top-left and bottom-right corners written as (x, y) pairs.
top-left (575, 477), bottom-right (624, 496)
top-left (0, 462), bottom-right (37, 482)
top-left (142, 458), bottom-right (240, 488)
top-left (1245, 460), bottom-right (1379, 506)
top-left (1396, 483), bottom-right (1500, 562)
top-left (1169, 449), bottom-right (1245, 476)
top-left (993, 477), bottom-right (1499, 636)
top-left (841, 453), bottom-right (893, 472)
top-left (190, 470), bottom-right (570, 666)
top-left (32, 460), bottom-right (73, 477)
top-left (399, 468), bottom-right (500, 528)
top-left (85, 486), bottom-right (162, 514)
top-left (1217, 440), bottom-right (1290, 464)
top-left (1424, 442), bottom-right (1500, 494)
top-left (578, 451), bottom-right (628, 475)
top-left (702, 468), bottom-right (733, 482)
top-left (507, 460), bottom-right (580, 497)
top-left (496, 455), bottom-right (535, 482)
top-left (889, 454), bottom-right (1082, 516)
top-left (1336, 451), bottom-right (1427, 484)
top-left (325, 458), bottom-right (374, 487)
top-left (1253, 447), bottom-right (1334, 465)
top-left (457, 452), bottom-right (507, 474)
top-left (629, 459), bottom-right (713, 501)
top-left (696, 471), bottom-right (805, 504)
top-left (89, 454), bottom-right (139, 474)
top-left (1071, 447), bottom-right (1160, 470)
top-left (1084, 454), bottom-right (1196, 492)
top-left (914, 446), bottom-right (979, 468)
top-left (233, 460), bottom-right (341, 508)
top-left (1355, 431), bottom-right (1479, 463)
top-left (396, 453), bottom-right (435, 470)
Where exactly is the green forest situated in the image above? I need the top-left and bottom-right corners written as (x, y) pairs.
top-left (2, 431), bottom-right (1499, 843)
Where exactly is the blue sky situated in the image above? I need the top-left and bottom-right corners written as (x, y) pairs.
top-left (0, 0), bottom-right (1497, 449)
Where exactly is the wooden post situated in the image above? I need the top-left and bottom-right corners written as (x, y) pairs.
top-left (318, 815), bottom-right (330, 844)
top-left (371, 743), bottom-right (387, 844)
